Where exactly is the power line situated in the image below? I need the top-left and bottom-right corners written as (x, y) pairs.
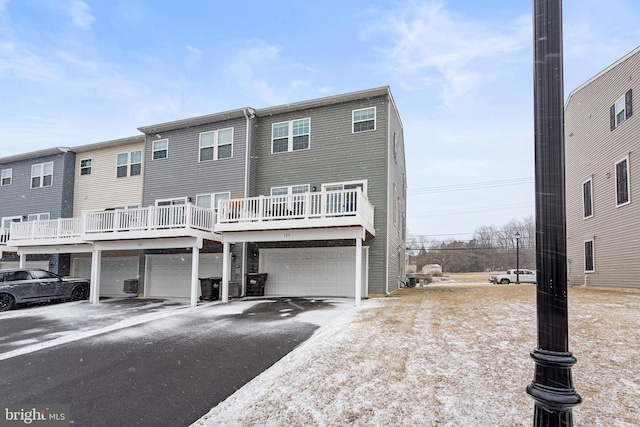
top-left (408, 177), bottom-right (534, 195)
top-left (409, 202), bottom-right (533, 217)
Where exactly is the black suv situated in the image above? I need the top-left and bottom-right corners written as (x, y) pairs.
top-left (0, 269), bottom-right (90, 311)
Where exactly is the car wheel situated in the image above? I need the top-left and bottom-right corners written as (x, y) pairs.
top-left (0, 293), bottom-right (16, 311)
top-left (71, 284), bottom-right (90, 301)
top-left (500, 279), bottom-right (510, 284)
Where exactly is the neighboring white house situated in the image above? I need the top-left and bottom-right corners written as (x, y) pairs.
top-left (422, 264), bottom-right (442, 275)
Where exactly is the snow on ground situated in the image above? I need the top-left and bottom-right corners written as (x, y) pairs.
top-left (193, 285), bottom-right (640, 427)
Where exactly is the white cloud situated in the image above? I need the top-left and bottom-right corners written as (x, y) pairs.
top-left (361, 2), bottom-right (529, 106)
top-left (67, 0), bottom-right (95, 30)
top-left (0, 0), bottom-right (9, 12)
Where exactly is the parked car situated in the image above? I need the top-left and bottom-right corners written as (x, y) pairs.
top-left (488, 269), bottom-right (537, 284)
top-left (0, 269), bottom-right (90, 311)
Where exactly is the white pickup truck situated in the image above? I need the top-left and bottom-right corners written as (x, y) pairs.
top-left (489, 269), bottom-right (536, 284)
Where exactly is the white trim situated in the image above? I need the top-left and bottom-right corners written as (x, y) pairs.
top-left (155, 197), bottom-right (187, 206)
top-left (79, 158), bottom-right (92, 176)
top-left (152, 138), bottom-right (169, 160)
top-left (271, 118), bottom-right (311, 154)
top-left (115, 150), bottom-right (142, 178)
top-left (196, 192), bottom-right (231, 209)
top-left (198, 127), bottom-right (234, 162)
top-left (614, 95), bottom-right (627, 126)
top-left (615, 155), bottom-right (631, 207)
top-left (321, 179), bottom-right (368, 195)
top-left (582, 177), bottom-right (594, 219)
top-left (584, 239), bottom-right (595, 273)
top-left (222, 226), bottom-right (365, 243)
top-left (352, 106), bottom-right (376, 133)
top-left (30, 161), bottom-right (54, 189)
top-left (1, 168), bottom-right (13, 186)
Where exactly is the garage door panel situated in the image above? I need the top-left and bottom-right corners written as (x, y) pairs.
top-left (73, 256), bottom-right (139, 297)
top-left (262, 247), bottom-right (367, 297)
top-left (147, 254), bottom-right (223, 298)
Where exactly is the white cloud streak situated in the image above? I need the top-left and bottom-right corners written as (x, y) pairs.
top-left (67, 0), bottom-right (95, 30)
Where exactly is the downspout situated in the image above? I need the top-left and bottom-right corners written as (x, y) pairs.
top-left (385, 96), bottom-right (391, 295)
top-left (242, 108), bottom-right (253, 295)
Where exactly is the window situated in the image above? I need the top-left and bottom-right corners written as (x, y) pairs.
top-left (353, 107), bottom-right (376, 133)
top-left (584, 240), bottom-right (594, 273)
top-left (116, 150), bottom-right (142, 178)
top-left (2, 216), bottom-right (22, 229)
top-left (615, 157), bottom-right (630, 206)
top-left (153, 139), bottom-right (168, 160)
top-left (1, 169), bottom-right (12, 186)
top-left (582, 178), bottom-right (593, 218)
top-left (272, 119), bottom-right (310, 153)
top-left (270, 185), bottom-right (310, 215)
top-left (80, 159), bottom-right (92, 175)
top-left (31, 162), bottom-right (53, 188)
top-left (393, 184), bottom-right (398, 226)
top-left (27, 213), bottom-right (50, 221)
top-left (196, 192), bottom-right (230, 209)
top-left (199, 128), bottom-right (233, 161)
top-left (610, 89), bottom-right (633, 130)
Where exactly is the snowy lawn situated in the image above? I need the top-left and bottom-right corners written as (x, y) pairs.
top-left (193, 284), bottom-right (640, 427)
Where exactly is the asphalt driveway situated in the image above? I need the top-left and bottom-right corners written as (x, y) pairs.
top-left (0, 296), bottom-right (354, 426)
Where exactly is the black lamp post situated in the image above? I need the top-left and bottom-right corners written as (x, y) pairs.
top-left (527, 0), bottom-right (581, 425)
top-left (515, 231), bottom-right (521, 284)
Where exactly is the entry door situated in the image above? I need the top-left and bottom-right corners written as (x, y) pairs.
top-left (322, 182), bottom-right (364, 214)
top-left (156, 198), bottom-right (186, 227)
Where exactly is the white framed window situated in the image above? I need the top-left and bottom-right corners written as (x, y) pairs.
top-left (199, 128), bottom-right (234, 162)
top-left (152, 139), bottom-right (168, 160)
top-left (156, 197), bottom-right (187, 206)
top-left (270, 185), bottom-right (310, 216)
top-left (1, 169), bottom-right (12, 186)
top-left (353, 107), bottom-right (376, 133)
top-left (272, 118), bottom-right (310, 153)
top-left (610, 89), bottom-right (633, 130)
top-left (615, 156), bottom-right (630, 207)
top-left (584, 239), bottom-right (595, 273)
top-left (322, 180), bottom-right (366, 214)
top-left (116, 150), bottom-right (142, 178)
top-left (27, 212), bottom-right (50, 221)
top-left (582, 178), bottom-right (593, 218)
top-left (2, 216), bottom-right (22, 229)
top-left (196, 192), bottom-right (231, 209)
top-left (393, 184), bottom-right (398, 226)
top-left (80, 159), bottom-right (92, 176)
top-left (31, 162), bottom-right (53, 188)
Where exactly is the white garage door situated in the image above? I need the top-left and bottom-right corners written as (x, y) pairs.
top-left (145, 253), bottom-right (224, 298)
top-left (260, 247), bottom-right (368, 297)
top-left (73, 256), bottom-right (139, 297)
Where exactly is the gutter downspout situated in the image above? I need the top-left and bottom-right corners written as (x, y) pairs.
top-left (242, 108), bottom-right (253, 296)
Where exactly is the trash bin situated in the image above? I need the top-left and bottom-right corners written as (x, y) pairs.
top-left (123, 279), bottom-right (139, 294)
top-left (246, 273), bottom-right (268, 296)
top-left (408, 277), bottom-right (416, 288)
top-left (199, 277), bottom-right (222, 301)
top-left (228, 281), bottom-right (241, 298)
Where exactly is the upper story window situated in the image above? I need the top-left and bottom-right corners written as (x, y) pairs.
top-left (116, 150), bottom-right (142, 178)
top-left (196, 192), bottom-right (231, 210)
top-left (272, 118), bottom-right (310, 153)
top-left (152, 139), bottom-right (168, 160)
top-left (353, 107), bottom-right (376, 133)
top-left (582, 178), bottom-right (593, 218)
top-left (1, 169), bottom-right (12, 186)
top-left (615, 156), bottom-right (630, 207)
top-left (27, 212), bottom-right (50, 221)
top-left (610, 89), bottom-right (633, 130)
top-left (199, 128), bottom-right (234, 162)
top-left (80, 159), bottom-right (92, 176)
top-left (31, 162), bottom-right (53, 188)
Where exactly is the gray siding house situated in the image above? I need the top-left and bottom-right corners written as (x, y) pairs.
top-left (565, 46), bottom-right (640, 288)
top-left (0, 147), bottom-right (76, 274)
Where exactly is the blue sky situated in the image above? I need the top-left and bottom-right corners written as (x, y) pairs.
top-left (1, 0), bottom-right (640, 240)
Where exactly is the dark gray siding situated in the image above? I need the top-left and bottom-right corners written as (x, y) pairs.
top-left (142, 116), bottom-right (248, 205)
top-left (565, 48), bottom-right (640, 288)
top-left (0, 151), bottom-right (75, 220)
top-left (252, 95), bottom-right (391, 294)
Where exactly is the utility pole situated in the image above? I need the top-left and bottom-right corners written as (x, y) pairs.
top-left (526, 1), bottom-right (582, 425)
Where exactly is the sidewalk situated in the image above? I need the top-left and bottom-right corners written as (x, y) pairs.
top-left (193, 284), bottom-right (640, 427)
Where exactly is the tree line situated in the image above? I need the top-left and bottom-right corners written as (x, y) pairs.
top-left (407, 216), bottom-right (536, 273)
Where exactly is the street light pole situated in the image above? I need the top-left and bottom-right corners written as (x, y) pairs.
top-left (527, 0), bottom-right (581, 425)
top-left (515, 231), bottom-right (521, 284)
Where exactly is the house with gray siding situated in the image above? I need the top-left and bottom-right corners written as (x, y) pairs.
top-left (565, 46), bottom-right (639, 288)
top-left (2, 86), bottom-right (406, 305)
top-left (0, 147), bottom-right (76, 274)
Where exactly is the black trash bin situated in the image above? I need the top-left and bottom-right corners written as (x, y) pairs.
top-left (246, 273), bottom-right (268, 296)
top-left (408, 277), bottom-right (416, 288)
top-left (199, 277), bottom-right (222, 301)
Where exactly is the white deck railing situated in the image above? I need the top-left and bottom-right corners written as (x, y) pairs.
top-left (217, 189), bottom-right (374, 225)
top-left (0, 227), bottom-right (9, 245)
top-left (9, 218), bottom-right (83, 242)
top-left (83, 204), bottom-right (216, 234)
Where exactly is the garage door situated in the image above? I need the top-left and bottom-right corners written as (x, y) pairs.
top-left (73, 256), bottom-right (139, 297)
top-left (260, 247), bottom-right (368, 297)
top-left (145, 253), bottom-right (224, 298)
